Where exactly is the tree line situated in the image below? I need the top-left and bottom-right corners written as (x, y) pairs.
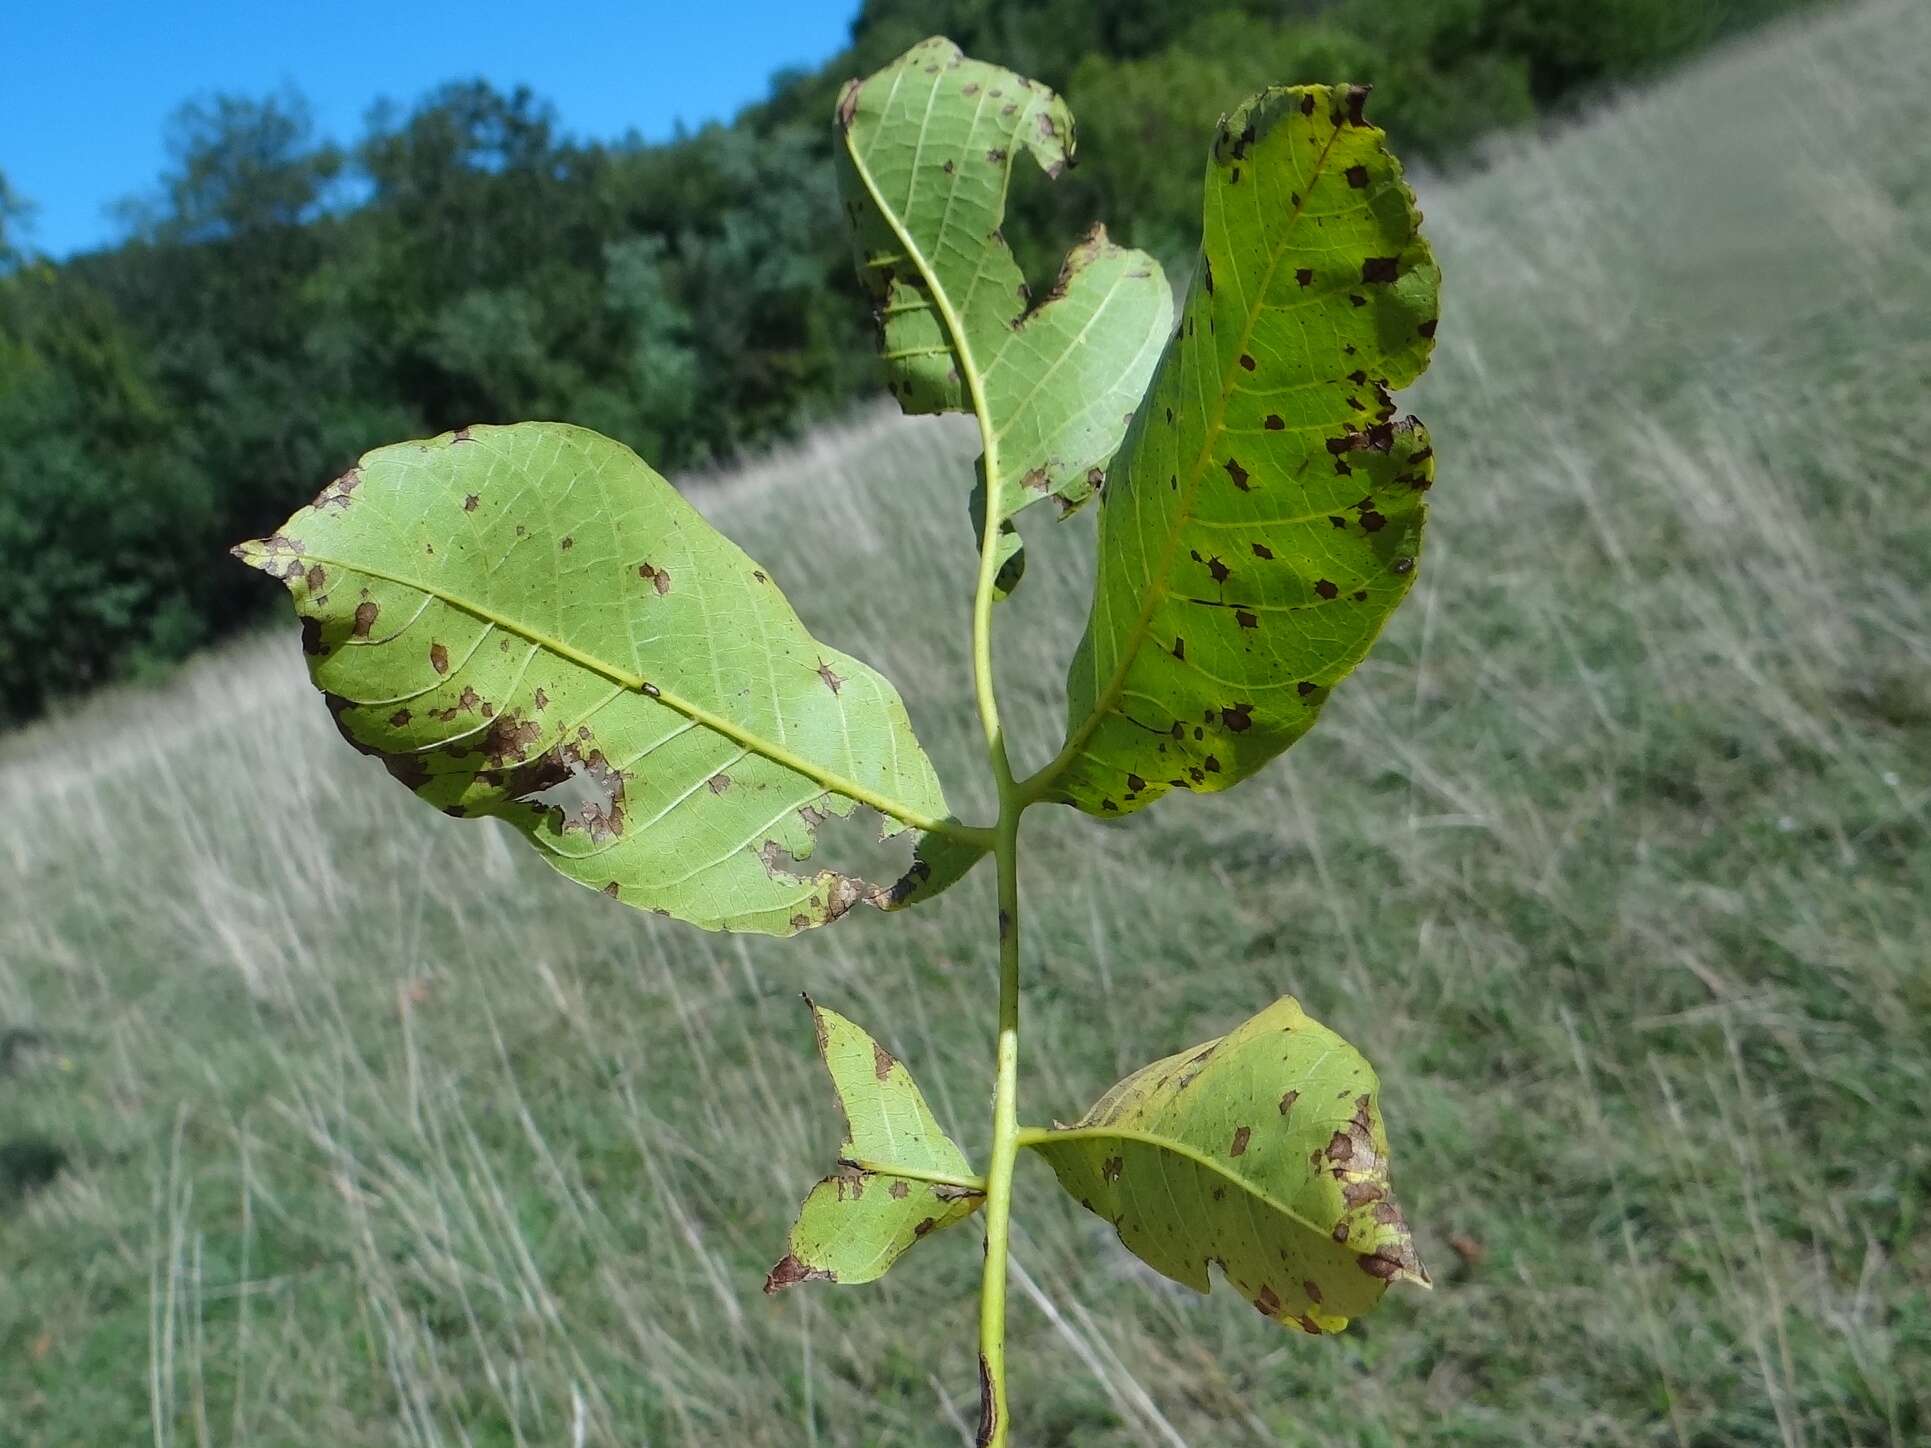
top-left (0, 0), bottom-right (1822, 722)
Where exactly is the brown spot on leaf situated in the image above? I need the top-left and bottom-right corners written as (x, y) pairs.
top-left (872, 1041), bottom-right (895, 1081)
top-left (1315, 579), bottom-right (1339, 599)
top-left (706, 773), bottom-right (731, 795)
top-left (638, 562), bottom-right (672, 594)
top-left (353, 601), bottom-right (380, 638)
top-left (1220, 703), bottom-right (1253, 732)
top-left (463, 494), bottom-right (479, 512)
top-left (1206, 555), bottom-right (1230, 584)
top-left (1254, 1286), bottom-right (1281, 1316)
top-left (601, 881), bottom-right (620, 898)
top-left (1358, 1253), bottom-right (1403, 1280)
top-left (389, 709), bottom-right (411, 727)
top-left (429, 642), bottom-right (450, 674)
top-left (1342, 1180), bottom-right (1384, 1209)
top-left (1346, 164), bottom-right (1370, 189)
top-left (1101, 1155), bottom-right (1123, 1183)
top-left (816, 661), bottom-right (845, 695)
top-left (1360, 510), bottom-right (1386, 532)
top-left (889, 1180), bottom-right (910, 1199)
top-left (1239, 353), bottom-right (1256, 371)
top-left (1296, 267), bottom-right (1313, 287)
top-left (1251, 542), bottom-right (1273, 559)
top-left (763, 1254), bottom-right (836, 1294)
top-left (1264, 414), bottom-right (1284, 430)
top-left (1230, 1125), bottom-right (1252, 1157)
top-left (1223, 458), bottom-right (1250, 491)
top-left (560, 536), bottom-right (574, 551)
top-left (1361, 256), bottom-right (1399, 285)
top-left (314, 468), bottom-right (361, 511)
top-left (1236, 610), bottom-right (1258, 630)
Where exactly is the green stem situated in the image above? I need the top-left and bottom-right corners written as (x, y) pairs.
top-left (966, 430), bottom-right (1024, 1448)
top-left (977, 807), bottom-right (1022, 1446)
top-left (847, 102), bottom-right (1029, 1440)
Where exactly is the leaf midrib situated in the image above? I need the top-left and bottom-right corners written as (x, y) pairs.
top-left (296, 549), bottom-right (985, 847)
top-left (1017, 1122), bottom-right (1368, 1259)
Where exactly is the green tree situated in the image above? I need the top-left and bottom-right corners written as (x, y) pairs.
top-left (0, 171), bottom-right (35, 272)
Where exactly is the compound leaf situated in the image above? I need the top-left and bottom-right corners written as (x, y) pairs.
top-left (837, 36), bottom-right (1172, 530)
top-left (1025, 996), bottom-right (1427, 1333)
top-left (1044, 85), bottom-right (1439, 816)
top-left (766, 998), bottom-right (985, 1291)
top-left (235, 423), bottom-right (980, 936)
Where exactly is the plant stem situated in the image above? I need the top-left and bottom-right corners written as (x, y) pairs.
top-left (976, 806), bottom-right (1022, 1446)
top-left (967, 442), bottom-right (1024, 1446)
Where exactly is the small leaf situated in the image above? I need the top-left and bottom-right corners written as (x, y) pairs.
top-left (766, 998), bottom-right (985, 1291)
top-left (1024, 996), bottom-right (1426, 1333)
top-left (837, 37), bottom-right (1172, 529)
top-left (1046, 86), bottom-right (1439, 816)
top-left (236, 423), bottom-right (976, 936)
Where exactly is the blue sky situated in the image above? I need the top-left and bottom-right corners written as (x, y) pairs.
top-left (1, 1), bottom-right (862, 258)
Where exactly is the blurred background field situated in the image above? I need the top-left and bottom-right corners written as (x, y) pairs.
top-left (3, 0), bottom-right (1929, 1444)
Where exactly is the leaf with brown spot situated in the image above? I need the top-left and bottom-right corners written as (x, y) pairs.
top-left (837, 38), bottom-right (1172, 535)
top-left (234, 423), bottom-right (975, 937)
top-left (768, 998), bottom-right (984, 1292)
top-left (1024, 996), bottom-right (1427, 1333)
top-left (1043, 85), bottom-right (1438, 817)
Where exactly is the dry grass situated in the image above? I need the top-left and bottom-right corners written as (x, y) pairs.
top-left (4, 3), bottom-right (1929, 1443)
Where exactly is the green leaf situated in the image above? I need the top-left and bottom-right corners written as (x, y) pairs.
top-left (235, 422), bottom-right (981, 936)
top-left (1042, 85), bottom-right (1439, 816)
top-left (766, 997), bottom-right (985, 1292)
top-left (836, 37), bottom-right (1173, 528)
top-left (1023, 996), bottom-right (1426, 1333)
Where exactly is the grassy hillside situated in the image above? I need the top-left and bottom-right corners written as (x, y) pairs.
top-left (3, 3), bottom-right (1928, 1443)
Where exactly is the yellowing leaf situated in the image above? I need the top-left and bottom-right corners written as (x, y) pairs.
top-left (766, 998), bottom-right (984, 1291)
top-left (235, 423), bottom-right (982, 936)
top-left (1024, 996), bottom-right (1426, 1333)
top-left (1044, 85), bottom-right (1439, 815)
